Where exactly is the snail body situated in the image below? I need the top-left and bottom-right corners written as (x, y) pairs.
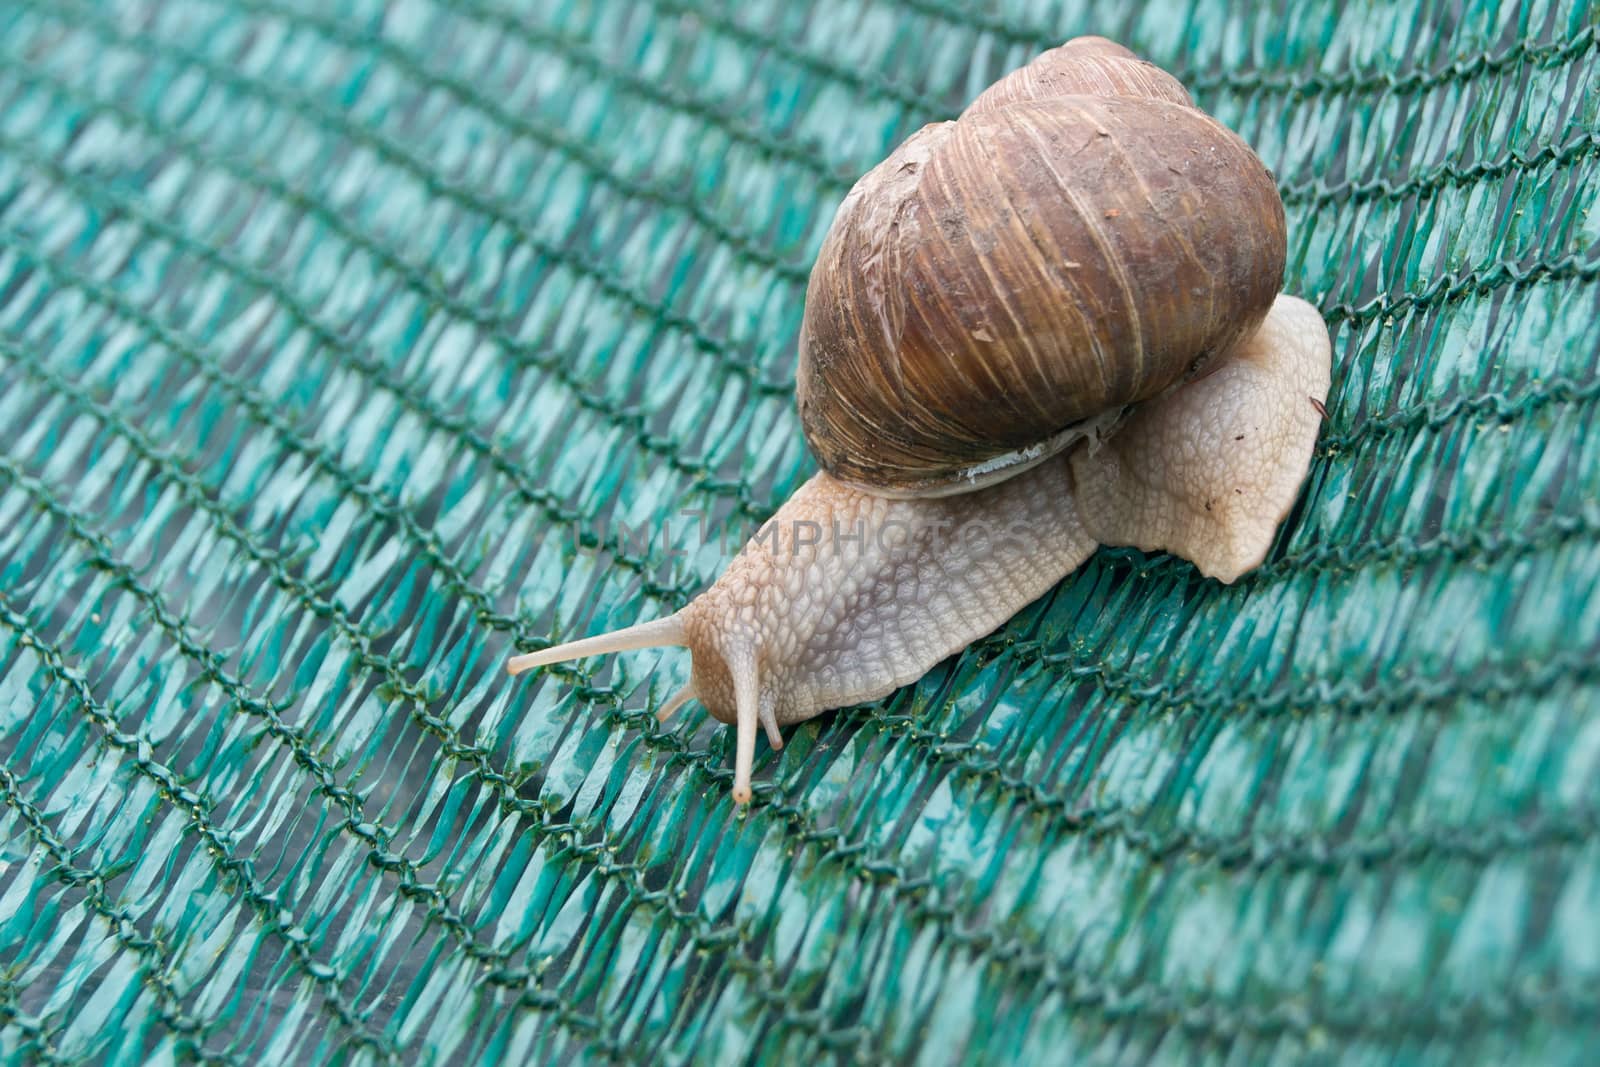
top-left (509, 39), bottom-right (1333, 804)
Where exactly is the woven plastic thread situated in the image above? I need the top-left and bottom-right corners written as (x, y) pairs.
top-left (0, 0), bottom-right (1596, 1062)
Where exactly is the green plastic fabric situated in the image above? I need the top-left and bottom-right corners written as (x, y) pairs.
top-left (0, 0), bottom-right (1596, 1062)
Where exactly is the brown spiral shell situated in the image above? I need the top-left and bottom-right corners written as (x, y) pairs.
top-left (796, 37), bottom-right (1287, 497)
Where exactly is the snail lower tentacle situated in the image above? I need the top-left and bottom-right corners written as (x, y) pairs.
top-left (508, 295), bottom-right (1331, 803)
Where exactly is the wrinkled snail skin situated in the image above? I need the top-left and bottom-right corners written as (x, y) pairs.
top-left (506, 38), bottom-right (1335, 804)
top-left (509, 298), bottom-right (1331, 803)
top-left (1071, 295), bottom-right (1332, 577)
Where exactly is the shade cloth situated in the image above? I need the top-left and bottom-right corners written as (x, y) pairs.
top-left (0, 0), bottom-right (1596, 1062)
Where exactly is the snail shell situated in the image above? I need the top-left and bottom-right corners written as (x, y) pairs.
top-left (797, 37), bottom-right (1287, 496)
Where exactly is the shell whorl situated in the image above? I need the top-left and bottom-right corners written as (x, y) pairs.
top-left (963, 36), bottom-right (1192, 115)
top-left (797, 37), bottom-right (1287, 497)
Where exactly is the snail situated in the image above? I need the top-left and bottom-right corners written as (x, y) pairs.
top-left (508, 37), bottom-right (1332, 804)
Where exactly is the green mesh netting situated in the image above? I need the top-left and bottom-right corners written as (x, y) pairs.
top-left (0, 0), bottom-right (1596, 1062)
